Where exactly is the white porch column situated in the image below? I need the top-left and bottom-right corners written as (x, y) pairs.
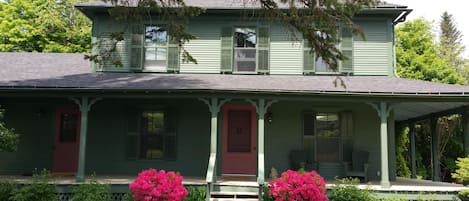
top-left (70, 97), bottom-right (101, 182)
top-left (369, 102), bottom-right (392, 188)
top-left (246, 99), bottom-right (277, 201)
top-left (379, 102), bottom-right (391, 188)
top-left (199, 97), bottom-right (230, 201)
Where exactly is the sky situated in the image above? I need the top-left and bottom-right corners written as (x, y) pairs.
top-left (389, 0), bottom-right (469, 56)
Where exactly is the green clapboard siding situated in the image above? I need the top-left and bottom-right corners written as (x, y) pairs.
top-left (180, 21), bottom-right (223, 73)
top-left (270, 24), bottom-right (303, 75)
top-left (93, 33), bottom-right (131, 71)
top-left (353, 20), bottom-right (392, 75)
top-left (92, 15), bottom-right (136, 72)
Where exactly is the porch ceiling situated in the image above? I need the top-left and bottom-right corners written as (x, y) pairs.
top-left (394, 102), bottom-right (469, 122)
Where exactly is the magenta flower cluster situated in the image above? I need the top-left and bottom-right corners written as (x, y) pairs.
top-left (268, 170), bottom-right (328, 201)
top-left (129, 169), bottom-right (188, 201)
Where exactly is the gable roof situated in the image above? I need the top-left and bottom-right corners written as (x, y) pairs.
top-left (0, 52), bottom-right (468, 96)
top-left (76, 0), bottom-right (407, 10)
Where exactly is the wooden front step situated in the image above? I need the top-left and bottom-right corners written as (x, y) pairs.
top-left (210, 180), bottom-right (259, 200)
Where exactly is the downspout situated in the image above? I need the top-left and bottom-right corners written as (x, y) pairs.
top-left (392, 9), bottom-right (413, 77)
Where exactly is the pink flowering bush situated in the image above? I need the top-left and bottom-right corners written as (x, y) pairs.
top-left (129, 169), bottom-right (188, 201)
top-left (268, 170), bottom-right (328, 201)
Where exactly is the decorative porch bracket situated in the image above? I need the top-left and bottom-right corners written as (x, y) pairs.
top-left (368, 102), bottom-right (393, 188)
top-left (199, 97), bottom-right (231, 201)
top-left (246, 98), bottom-right (277, 200)
top-left (70, 97), bottom-right (102, 182)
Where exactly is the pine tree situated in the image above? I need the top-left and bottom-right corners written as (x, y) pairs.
top-left (439, 11), bottom-right (465, 69)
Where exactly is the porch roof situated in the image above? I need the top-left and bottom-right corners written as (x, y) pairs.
top-left (1, 52), bottom-right (469, 122)
top-left (1, 53), bottom-right (469, 96)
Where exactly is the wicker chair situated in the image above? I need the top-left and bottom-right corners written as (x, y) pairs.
top-left (343, 150), bottom-right (369, 182)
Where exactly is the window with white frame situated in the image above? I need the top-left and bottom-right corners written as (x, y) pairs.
top-left (302, 112), bottom-right (353, 163)
top-left (233, 27), bottom-right (257, 72)
top-left (144, 25), bottom-right (168, 71)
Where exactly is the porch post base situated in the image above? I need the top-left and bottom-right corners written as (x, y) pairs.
top-left (380, 181), bottom-right (391, 188)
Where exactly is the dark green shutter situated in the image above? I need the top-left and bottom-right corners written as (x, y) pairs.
top-left (220, 27), bottom-right (233, 73)
top-left (126, 110), bottom-right (140, 160)
top-left (164, 109), bottom-right (177, 160)
top-left (167, 37), bottom-right (180, 72)
top-left (339, 26), bottom-right (353, 73)
top-left (257, 27), bottom-right (270, 74)
top-left (130, 24), bottom-right (144, 70)
top-left (164, 108), bottom-right (177, 134)
top-left (303, 39), bottom-right (315, 74)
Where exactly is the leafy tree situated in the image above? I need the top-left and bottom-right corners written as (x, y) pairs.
top-left (0, 0), bottom-right (91, 53)
top-left (94, 0), bottom-right (377, 70)
top-left (396, 18), bottom-right (466, 85)
top-left (439, 11), bottom-right (465, 69)
top-left (396, 126), bottom-right (411, 178)
top-left (0, 108), bottom-right (19, 152)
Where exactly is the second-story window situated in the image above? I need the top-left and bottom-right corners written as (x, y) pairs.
top-left (302, 26), bottom-right (353, 74)
top-left (144, 25), bottom-right (168, 71)
top-left (234, 27), bottom-right (257, 72)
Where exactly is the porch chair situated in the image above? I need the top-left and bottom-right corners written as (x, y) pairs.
top-left (343, 150), bottom-right (369, 182)
top-left (289, 150), bottom-right (317, 171)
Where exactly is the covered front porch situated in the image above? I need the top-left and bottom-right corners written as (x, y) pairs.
top-left (1, 93), bottom-right (469, 196)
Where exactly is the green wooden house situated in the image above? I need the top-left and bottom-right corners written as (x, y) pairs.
top-left (1, 0), bottom-right (469, 200)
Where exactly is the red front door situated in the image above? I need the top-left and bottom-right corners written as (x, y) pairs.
top-left (52, 109), bottom-right (80, 174)
top-left (222, 105), bottom-right (257, 175)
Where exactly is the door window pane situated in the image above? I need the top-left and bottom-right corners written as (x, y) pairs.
top-left (59, 113), bottom-right (78, 143)
top-left (228, 111), bottom-right (252, 153)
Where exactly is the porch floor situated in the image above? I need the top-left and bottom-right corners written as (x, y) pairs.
top-left (0, 175), bottom-right (466, 192)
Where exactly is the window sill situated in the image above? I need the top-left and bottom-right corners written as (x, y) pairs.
top-left (232, 71), bottom-right (259, 75)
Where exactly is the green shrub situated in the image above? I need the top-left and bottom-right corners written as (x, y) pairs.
top-left (453, 157), bottom-right (469, 183)
top-left (185, 187), bottom-right (206, 201)
top-left (330, 178), bottom-right (376, 201)
top-left (69, 177), bottom-right (111, 201)
top-left (262, 185), bottom-right (274, 201)
top-left (0, 182), bottom-right (17, 201)
top-left (122, 192), bottom-right (134, 201)
top-left (459, 189), bottom-right (469, 201)
top-left (11, 169), bottom-right (58, 201)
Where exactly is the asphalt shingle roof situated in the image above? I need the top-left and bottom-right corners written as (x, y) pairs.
top-left (1, 53), bottom-right (469, 97)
